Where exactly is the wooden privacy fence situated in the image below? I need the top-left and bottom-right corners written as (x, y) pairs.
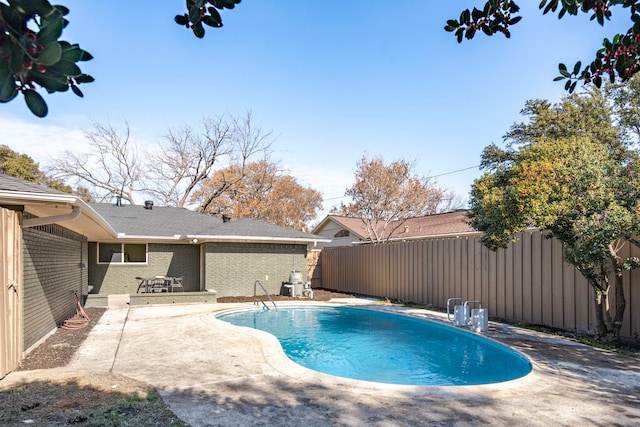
top-left (1, 208), bottom-right (23, 379)
top-left (321, 231), bottom-right (640, 339)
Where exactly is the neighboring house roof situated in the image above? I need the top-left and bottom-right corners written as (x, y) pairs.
top-left (387, 210), bottom-right (477, 240)
top-left (0, 174), bottom-right (116, 240)
top-left (313, 210), bottom-right (479, 244)
top-left (90, 202), bottom-right (328, 245)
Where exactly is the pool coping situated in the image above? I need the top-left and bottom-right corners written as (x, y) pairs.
top-left (208, 301), bottom-right (548, 397)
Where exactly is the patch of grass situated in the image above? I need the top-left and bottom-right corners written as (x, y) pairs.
top-left (84, 393), bottom-right (189, 426)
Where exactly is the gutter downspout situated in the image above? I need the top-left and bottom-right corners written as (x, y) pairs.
top-left (23, 206), bottom-right (82, 228)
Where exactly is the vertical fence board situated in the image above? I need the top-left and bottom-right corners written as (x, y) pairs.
top-left (496, 248), bottom-right (506, 319)
top-left (505, 245), bottom-right (514, 320)
top-left (541, 235), bottom-right (553, 326)
top-left (551, 239), bottom-right (564, 329)
top-left (473, 239), bottom-right (482, 304)
top-left (521, 233), bottom-right (533, 323)
top-left (531, 233), bottom-right (543, 324)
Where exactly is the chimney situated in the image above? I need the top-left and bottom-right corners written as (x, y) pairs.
top-left (115, 195), bottom-right (122, 206)
top-left (222, 214), bottom-right (231, 223)
top-left (144, 200), bottom-right (154, 210)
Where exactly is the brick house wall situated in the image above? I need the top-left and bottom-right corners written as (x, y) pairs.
top-left (204, 242), bottom-right (308, 297)
top-left (88, 242), bottom-right (200, 294)
top-left (22, 222), bottom-right (88, 352)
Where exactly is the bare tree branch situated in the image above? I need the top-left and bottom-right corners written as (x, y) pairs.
top-left (47, 120), bottom-right (145, 203)
top-left (148, 115), bottom-right (234, 207)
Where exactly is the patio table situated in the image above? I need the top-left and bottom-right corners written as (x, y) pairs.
top-left (136, 276), bottom-right (183, 293)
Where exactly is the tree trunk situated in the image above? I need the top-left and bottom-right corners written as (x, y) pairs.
top-left (593, 290), bottom-right (609, 338)
top-left (611, 261), bottom-right (627, 339)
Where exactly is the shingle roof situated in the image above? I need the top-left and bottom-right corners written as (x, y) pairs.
top-left (323, 210), bottom-right (476, 240)
top-left (205, 217), bottom-right (321, 239)
top-left (388, 210), bottom-right (476, 238)
top-left (0, 174), bottom-right (67, 196)
top-left (89, 202), bottom-right (222, 237)
top-left (89, 202), bottom-right (323, 241)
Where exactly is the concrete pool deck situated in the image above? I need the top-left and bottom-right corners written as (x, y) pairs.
top-left (3, 298), bottom-right (640, 426)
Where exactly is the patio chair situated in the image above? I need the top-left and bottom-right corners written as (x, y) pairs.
top-left (151, 276), bottom-right (169, 292)
top-left (170, 276), bottom-right (185, 292)
top-left (135, 277), bottom-right (148, 293)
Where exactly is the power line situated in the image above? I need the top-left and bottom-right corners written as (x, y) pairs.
top-left (429, 165), bottom-right (480, 178)
top-left (322, 165), bottom-right (480, 202)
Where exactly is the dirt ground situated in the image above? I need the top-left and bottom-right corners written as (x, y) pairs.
top-left (216, 288), bottom-right (355, 303)
top-left (2, 306), bottom-right (186, 426)
top-left (0, 289), bottom-right (354, 426)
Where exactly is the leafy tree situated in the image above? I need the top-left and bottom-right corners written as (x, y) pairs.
top-left (470, 89), bottom-right (640, 339)
top-left (446, 1), bottom-right (640, 92)
top-left (174, 0), bottom-right (241, 38)
top-left (333, 155), bottom-right (462, 243)
top-left (0, 0), bottom-right (93, 117)
top-left (0, 144), bottom-right (40, 180)
top-left (0, 144), bottom-right (72, 192)
top-left (0, 0), bottom-right (238, 117)
top-left (193, 160), bottom-right (323, 231)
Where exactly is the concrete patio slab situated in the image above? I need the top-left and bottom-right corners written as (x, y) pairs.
top-left (3, 300), bottom-right (639, 426)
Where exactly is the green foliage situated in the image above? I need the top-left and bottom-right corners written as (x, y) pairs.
top-left (0, 0), bottom-right (93, 117)
top-left (448, 1), bottom-right (640, 91)
top-left (0, 144), bottom-right (42, 181)
top-left (470, 88), bottom-right (640, 337)
top-left (0, 144), bottom-right (72, 192)
top-left (175, 0), bottom-right (241, 39)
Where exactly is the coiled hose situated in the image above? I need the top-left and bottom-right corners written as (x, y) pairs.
top-left (60, 292), bottom-right (91, 330)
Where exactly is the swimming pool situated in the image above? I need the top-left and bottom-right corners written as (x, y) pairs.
top-left (216, 306), bottom-right (532, 386)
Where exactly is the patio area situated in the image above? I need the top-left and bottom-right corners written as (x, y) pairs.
top-left (3, 298), bottom-right (639, 426)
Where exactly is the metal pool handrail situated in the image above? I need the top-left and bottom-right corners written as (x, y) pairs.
top-left (446, 297), bottom-right (464, 321)
top-left (254, 280), bottom-right (277, 311)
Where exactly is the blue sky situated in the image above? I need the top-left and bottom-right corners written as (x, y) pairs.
top-left (1, 1), bottom-right (631, 219)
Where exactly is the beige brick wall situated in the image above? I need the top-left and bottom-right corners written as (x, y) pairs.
top-left (204, 242), bottom-right (307, 297)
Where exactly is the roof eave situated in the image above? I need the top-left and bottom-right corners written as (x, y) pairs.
top-left (353, 231), bottom-right (482, 244)
top-left (187, 234), bottom-right (331, 245)
top-left (0, 190), bottom-right (117, 239)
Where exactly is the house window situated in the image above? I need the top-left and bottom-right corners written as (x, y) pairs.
top-left (334, 230), bottom-right (350, 238)
top-left (98, 243), bottom-right (147, 264)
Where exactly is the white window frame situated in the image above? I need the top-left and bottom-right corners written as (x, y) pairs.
top-left (97, 243), bottom-right (148, 265)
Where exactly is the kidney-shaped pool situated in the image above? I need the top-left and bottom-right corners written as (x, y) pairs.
top-left (216, 306), bottom-right (532, 386)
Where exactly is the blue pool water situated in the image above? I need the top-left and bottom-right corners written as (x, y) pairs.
top-left (216, 306), bottom-right (532, 386)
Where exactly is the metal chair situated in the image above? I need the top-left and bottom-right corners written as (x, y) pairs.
top-left (170, 276), bottom-right (185, 292)
top-left (151, 276), bottom-right (169, 292)
top-left (135, 277), bottom-right (148, 293)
